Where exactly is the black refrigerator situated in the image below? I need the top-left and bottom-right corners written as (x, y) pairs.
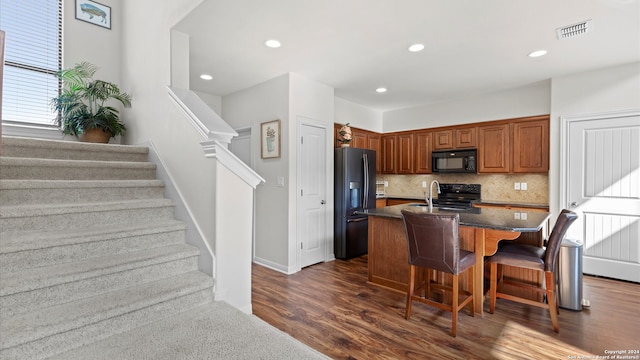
top-left (334, 147), bottom-right (376, 259)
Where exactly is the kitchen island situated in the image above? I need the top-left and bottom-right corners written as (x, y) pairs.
top-left (356, 204), bottom-right (551, 314)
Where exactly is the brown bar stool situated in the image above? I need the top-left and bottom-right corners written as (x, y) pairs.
top-left (488, 209), bottom-right (578, 333)
top-left (401, 210), bottom-right (476, 337)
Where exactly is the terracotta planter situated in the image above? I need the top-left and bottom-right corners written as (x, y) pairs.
top-left (79, 128), bottom-right (111, 143)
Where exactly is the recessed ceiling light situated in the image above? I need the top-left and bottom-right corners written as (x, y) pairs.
top-left (408, 44), bottom-right (425, 52)
top-left (376, 87), bottom-right (388, 93)
top-left (200, 74), bottom-right (213, 80)
top-left (528, 50), bottom-right (548, 58)
top-left (265, 39), bottom-right (281, 48)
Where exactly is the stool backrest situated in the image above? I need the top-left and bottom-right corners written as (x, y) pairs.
top-left (545, 209), bottom-right (579, 272)
top-left (401, 210), bottom-right (462, 274)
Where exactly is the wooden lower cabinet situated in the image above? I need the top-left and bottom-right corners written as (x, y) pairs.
top-left (375, 198), bottom-right (387, 208)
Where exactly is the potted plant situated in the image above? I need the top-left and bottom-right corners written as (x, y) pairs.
top-left (51, 61), bottom-right (132, 143)
top-left (338, 123), bottom-right (352, 147)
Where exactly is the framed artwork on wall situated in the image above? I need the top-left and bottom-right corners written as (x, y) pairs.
top-left (260, 119), bottom-right (281, 159)
top-left (75, 0), bottom-right (112, 29)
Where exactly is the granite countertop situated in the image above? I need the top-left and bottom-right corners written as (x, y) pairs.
top-left (356, 203), bottom-right (550, 232)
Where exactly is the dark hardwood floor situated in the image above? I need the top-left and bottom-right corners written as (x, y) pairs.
top-left (252, 255), bottom-right (640, 360)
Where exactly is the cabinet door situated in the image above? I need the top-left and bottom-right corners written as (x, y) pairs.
top-left (381, 135), bottom-right (397, 174)
top-left (512, 118), bottom-right (549, 173)
top-left (478, 124), bottom-right (510, 173)
top-left (433, 129), bottom-right (453, 150)
top-left (334, 123), bottom-right (342, 148)
top-left (455, 127), bottom-right (476, 149)
top-left (414, 131), bottom-right (432, 174)
top-left (397, 133), bottom-right (414, 174)
top-left (352, 129), bottom-right (367, 149)
top-left (367, 133), bottom-right (382, 173)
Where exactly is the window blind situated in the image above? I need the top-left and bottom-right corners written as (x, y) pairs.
top-left (0, 0), bottom-right (62, 127)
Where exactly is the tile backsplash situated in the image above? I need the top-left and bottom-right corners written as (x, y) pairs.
top-left (377, 173), bottom-right (548, 204)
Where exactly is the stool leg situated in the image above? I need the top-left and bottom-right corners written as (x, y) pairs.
top-left (405, 265), bottom-right (416, 319)
top-left (545, 271), bottom-right (560, 333)
top-left (489, 262), bottom-right (497, 314)
top-left (469, 266), bottom-right (475, 317)
top-left (451, 274), bottom-right (459, 337)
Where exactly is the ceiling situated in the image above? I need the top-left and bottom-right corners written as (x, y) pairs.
top-left (174, 0), bottom-right (640, 112)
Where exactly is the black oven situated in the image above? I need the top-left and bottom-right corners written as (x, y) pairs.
top-left (432, 149), bottom-right (477, 174)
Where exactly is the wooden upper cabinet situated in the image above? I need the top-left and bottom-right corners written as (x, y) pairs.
top-left (352, 129), bottom-right (368, 149)
top-left (455, 127), bottom-right (476, 149)
top-left (397, 133), bottom-right (414, 174)
top-left (434, 127), bottom-right (476, 150)
top-left (433, 129), bottom-right (453, 150)
top-left (367, 133), bottom-right (382, 173)
top-left (478, 123), bottom-right (510, 173)
top-left (414, 131), bottom-right (432, 174)
top-left (381, 134), bottom-right (397, 174)
top-left (512, 117), bottom-right (549, 173)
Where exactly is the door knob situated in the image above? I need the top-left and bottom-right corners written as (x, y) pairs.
top-left (320, 200), bottom-right (326, 205)
top-left (570, 202), bottom-right (579, 208)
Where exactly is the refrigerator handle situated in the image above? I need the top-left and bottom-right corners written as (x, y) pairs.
top-left (363, 153), bottom-right (369, 209)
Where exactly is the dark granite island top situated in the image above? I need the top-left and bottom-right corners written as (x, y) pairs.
top-left (356, 203), bottom-right (550, 232)
top-left (357, 203), bottom-right (551, 314)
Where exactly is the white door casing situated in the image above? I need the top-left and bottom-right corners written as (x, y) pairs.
top-left (297, 118), bottom-right (328, 268)
top-left (561, 109), bottom-right (640, 282)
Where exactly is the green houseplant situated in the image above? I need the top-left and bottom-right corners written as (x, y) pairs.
top-left (51, 62), bottom-right (132, 143)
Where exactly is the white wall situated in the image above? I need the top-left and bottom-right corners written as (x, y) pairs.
top-left (63, 0), bottom-right (121, 86)
top-left (382, 80), bottom-right (551, 132)
top-left (222, 74), bottom-right (291, 269)
top-left (549, 61), bottom-right (640, 217)
top-left (335, 97), bottom-right (383, 132)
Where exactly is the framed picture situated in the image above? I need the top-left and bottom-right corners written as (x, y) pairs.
top-left (260, 120), bottom-right (281, 159)
top-left (75, 0), bottom-right (111, 29)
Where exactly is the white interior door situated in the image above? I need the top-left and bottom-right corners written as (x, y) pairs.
top-left (563, 110), bottom-right (640, 282)
top-left (298, 118), bottom-right (327, 268)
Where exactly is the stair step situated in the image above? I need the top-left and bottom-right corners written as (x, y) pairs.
top-left (1, 243), bottom-right (198, 296)
top-left (1, 244), bottom-right (199, 317)
top-left (0, 157), bottom-right (157, 180)
top-left (0, 220), bottom-right (187, 273)
top-left (0, 199), bottom-right (176, 232)
top-left (0, 179), bottom-right (165, 205)
top-left (1, 136), bottom-right (149, 162)
top-left (0, 272), bottom-right (213, 360)
top-left (48, 302), bottom-right (328, 360)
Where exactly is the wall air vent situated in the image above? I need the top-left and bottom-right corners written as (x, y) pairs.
top-left (557, 19), bottom-right (592, 39)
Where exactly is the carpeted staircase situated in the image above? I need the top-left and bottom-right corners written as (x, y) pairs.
top-left (0, 136), bottom-right (327, 360)
top-left (0, 136), bottom-right (214, 359)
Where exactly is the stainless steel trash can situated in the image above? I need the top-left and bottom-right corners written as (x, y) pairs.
top-left (557, 238), bottom-right (583, 310)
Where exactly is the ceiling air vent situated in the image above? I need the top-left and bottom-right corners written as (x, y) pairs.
top-left (557, 19), bottom-right (592, 39)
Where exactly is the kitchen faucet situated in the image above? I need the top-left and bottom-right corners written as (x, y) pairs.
top-left (427, 180), bottom-right (441, 212)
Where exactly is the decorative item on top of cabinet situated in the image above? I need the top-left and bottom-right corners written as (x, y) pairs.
top-left (397, 133), bottom-right (414, 174)
top-left (478, 123), bottom-right (510, 173)
top-left (414, 131), bottom-right (432, 174)
top-left (512, 117), bottom-right (549, 173)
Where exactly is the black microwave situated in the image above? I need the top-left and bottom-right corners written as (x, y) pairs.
top-left (432, 149), bottom-right (477, 174)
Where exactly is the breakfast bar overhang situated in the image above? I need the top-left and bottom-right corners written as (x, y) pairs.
top-left (356, 204), bottom-right (551, 314)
